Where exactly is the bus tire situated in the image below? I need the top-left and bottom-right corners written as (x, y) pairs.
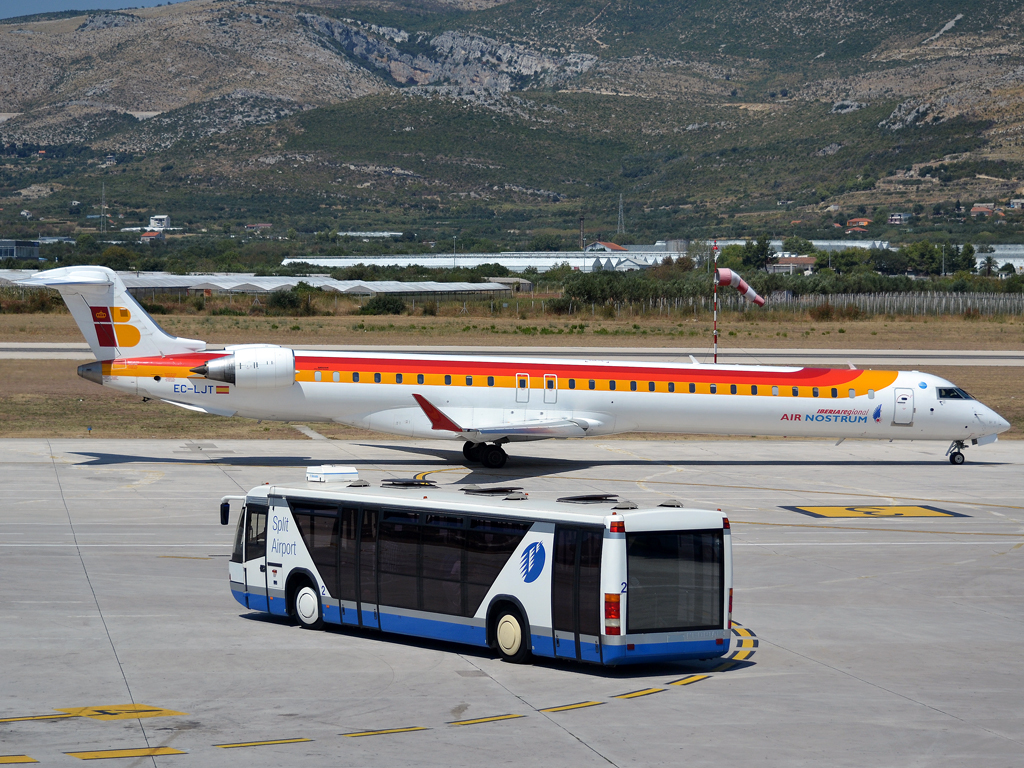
top-left (494, 606), bottom-right (530, 663)
top-left (292, 583), bottom-right (323, 630)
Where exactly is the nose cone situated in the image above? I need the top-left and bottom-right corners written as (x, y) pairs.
top-left (77, 361), bottom-right (103, 385)
top-left (994, 412), bottom-right (1011, 434)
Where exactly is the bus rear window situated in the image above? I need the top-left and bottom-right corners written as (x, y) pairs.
top-left (626, 530), bottom-right (723, 633)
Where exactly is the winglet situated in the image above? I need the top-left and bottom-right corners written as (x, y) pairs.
top-left (412, 394), bottom-right (464, 432)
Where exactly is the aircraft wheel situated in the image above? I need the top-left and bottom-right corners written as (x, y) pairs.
top-left (949, 451), bottom-right (965, 465)
top-left (463, 441), bottom-right (486, 463)
top-left (482, 445), bottom-right (507, 469)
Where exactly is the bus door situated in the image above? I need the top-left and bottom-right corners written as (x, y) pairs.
top-left (242, 502), bottom-right (269, 611)
top-left (551, 526), bottom-right (604, 662)
top-left (358, 509), bottom-right (380, 630)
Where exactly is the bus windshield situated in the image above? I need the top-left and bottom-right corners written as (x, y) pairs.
top-left (626, 530), bottom-right (723, 633)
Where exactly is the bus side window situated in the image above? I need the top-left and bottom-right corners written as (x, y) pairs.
top-left (465, 518), bottom-right (529, 616)
top-left (245, 505), bottom-right (268, 562)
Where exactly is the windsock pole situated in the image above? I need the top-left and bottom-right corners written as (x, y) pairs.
top-left (713, 240), bottom-right (719, 364)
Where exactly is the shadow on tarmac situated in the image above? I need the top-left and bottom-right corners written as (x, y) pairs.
top-left (237, 611), bottom-right (753, 680)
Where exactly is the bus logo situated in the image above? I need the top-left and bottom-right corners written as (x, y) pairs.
top-left (520, 541), bottom-right (545, 583)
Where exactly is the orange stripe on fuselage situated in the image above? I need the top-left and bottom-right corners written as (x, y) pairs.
top-left (102, 353), bottom-right (899, 398)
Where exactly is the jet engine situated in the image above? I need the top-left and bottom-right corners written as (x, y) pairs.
top-left (190, 345), bottom-right (295, 389)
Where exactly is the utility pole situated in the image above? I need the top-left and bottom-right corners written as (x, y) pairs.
top-left (579, 215), bottom-right (585, 251)
top-left (616, 194), bottom-right (625, 234)
top-left (101, 181), bottom-right (106, 235)
top-left (453, 235), bottom-right (457, 268)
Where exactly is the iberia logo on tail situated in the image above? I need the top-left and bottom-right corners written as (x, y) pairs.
top-left (90, 306), bottom-right (141, 348)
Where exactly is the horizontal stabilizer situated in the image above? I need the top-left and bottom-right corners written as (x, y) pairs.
top-left (411, 393), bottom-right (588, 442)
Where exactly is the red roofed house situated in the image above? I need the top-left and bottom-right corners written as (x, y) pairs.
top-left (584, 241), bottom-right (629, 253)
top-left (141, 230), bottom-right (165, 244)
top-left (845, 217), bottom-right (871, 227)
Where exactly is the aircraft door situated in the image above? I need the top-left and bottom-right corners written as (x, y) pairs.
top-left (242, 502), bottom-right (269, 611)
top-left (543, 374), bottom-right (557, 404)
top-left (894, 388), bottom-right (914, 425)
top-left (515, 373), bottom-right (530, 404)
top-left (551, 526), bottom-right (604, 662)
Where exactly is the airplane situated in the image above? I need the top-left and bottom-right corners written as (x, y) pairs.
top-left (18, 265), bottom-right (1010, 468)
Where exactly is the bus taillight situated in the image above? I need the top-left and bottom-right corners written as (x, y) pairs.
top-left (609, 518), bottom-right (625, 533)
top-left (604, 593), bottom-right (621, 635)
top-left (723, 517), bottom-right (730, 529)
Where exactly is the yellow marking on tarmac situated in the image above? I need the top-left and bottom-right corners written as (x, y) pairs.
top-left (730, 649), bottom-right (755, 661)
top-left (732, 627), bottom-right (755, 638)
top-left (569, 476), bottom-right (1024, 511)
top-left (55, 705), bottom-right (187, 721)
top-left (0, 757), bottom-right (38, 764)
top-left (0, 713), bottom-right (77, 723)
top-left (66, 747), bottom-right (185, 760)
top-left (712, 661), bottom-right (737, 672)
top-left (214, 738), bottom-right (312, 749)
top-left (539, 701), bottom-right (604, 713)
top-left (737, 639), bottom-right (758, 648)
top-left (732, 520), bottom-right (1022, 537)
top-left (414, 468), bottom-right (468, 481)
top-left (343, 727), bottom-right (427, 738)
top-left (448, 714), bottom-right (524, 726)
top-left (613, 688), bottom-right (664, 699)
top-left (668, 674), bottom-right (710, 686)
top-left (785, 505), bottom-right (966, 519)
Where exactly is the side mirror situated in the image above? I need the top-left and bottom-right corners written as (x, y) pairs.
top-left (220, 502), bottom-right (230, 526)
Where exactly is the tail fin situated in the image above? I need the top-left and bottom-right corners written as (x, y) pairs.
top-left (17, 266), bottom-right (205, 359)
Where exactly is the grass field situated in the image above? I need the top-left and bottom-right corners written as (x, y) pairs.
top-left (3, 311), bottom-right (1024, 350)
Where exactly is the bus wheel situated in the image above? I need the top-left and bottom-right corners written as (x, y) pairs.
top-left (482, 445), bottom-right (507, 469)
top-left (293, 583), bottom-right (323, 630)
top-left (463, 441), bottom-right (485, 463)
top-left (495, 607), bottom-right (530, 663)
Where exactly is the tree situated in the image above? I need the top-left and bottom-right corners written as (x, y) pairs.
top-left (782, 236), bottom-right (815, 255)
top-left (1000, 262), bottom-right (1017, 275)
top-left (956, 243), bottom-right (976, 273)
top-left (741, 234), bottom-right (778, 272)
top-left (528, 233), bottom-right (563, 251)
top-left (981, 256), bottom-right (998, 277)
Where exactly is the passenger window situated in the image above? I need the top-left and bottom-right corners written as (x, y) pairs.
top-left (792, 387), bottom-right (799, 397)
top-left (569, 379), bottom-right (576, 389)
top-left (610, 381), bottom-right (616, 391)
top-left (487, 376), bottom-right (494, 386)
top-left (445, 375), bottom-right (452, 385)
top-left (630, 381), bottom-right (637, 391)
top-left (831, 387), bottom-right (837, 398)
top-left (730, 384), bottom-right (737, 395)
top-left (314, 371), bottom-right (322, 382)
top-left (353, 372), bottom-right (359, 383)
top-left (547, 379), bottom-right (554, 389)
top-left (396, 373), bottom-right (403, 384)
top-left (648, 382), bottom-right (655, 392)
top-left (851, 389), bottom-right (858, 399)
top-left (751, 385), bottom-right (757, 395)
top-left (466, 376), bottom-right (473, 386)
top-left (589, 380), bottom-right (596, 390)
top-left (519, 378), bottom-right (527, 388)
top-left (688, 383), bottom-right (696, 393)
top-left (710, 384), bottom-right (717, 394)
top-left (867, 389), bottom-right (874, 399)
top-left (812, 387), bottom-right (819, 397)
top-left (772, 386), bottom-right (779, 396)
top-left (333, 371), bottom-right (340, 383)
top-left (417, 373), bottom-right (424, 384)
top-left (668, 382), bottom-right (675, 392)
top-left (374, 373), bottom-right (381, 383)
top-left (245, 504), bottom-right (268, 561)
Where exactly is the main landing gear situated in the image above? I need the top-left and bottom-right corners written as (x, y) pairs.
top-left (463, 440), bottom-right (508, 469)
top-left (946, 440), bottom-right (966, 465)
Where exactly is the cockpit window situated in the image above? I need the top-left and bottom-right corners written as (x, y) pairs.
top-left (937, 387), bottom-right (974, 400)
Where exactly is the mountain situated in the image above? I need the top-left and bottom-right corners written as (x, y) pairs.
top-left (1, 0), bottom-right (1022, 241)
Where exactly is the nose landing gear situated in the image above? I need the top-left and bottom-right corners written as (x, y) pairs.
top-left (463, 440), bottom-right (508, 469)
top-left (946, 440), bottom-right (966, 465)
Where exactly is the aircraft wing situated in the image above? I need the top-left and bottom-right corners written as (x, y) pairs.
top-left (412, 394), bottom-right (588, 442)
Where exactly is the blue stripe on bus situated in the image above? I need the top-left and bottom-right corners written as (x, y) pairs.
top-left (323, 604), bottom-right (341, 625)
top-left (268, 595), bottom-right (288, 617)
top-left (246, 593), bottom-right (269, 613)
top-left (601, 638), bottom-right (729, 665)
top-left (230, 589), bottom-right (248, 609)
top-left (378, 611), bottom-right (488, 647)
top-left (530, 633), bottom-right (555, 658)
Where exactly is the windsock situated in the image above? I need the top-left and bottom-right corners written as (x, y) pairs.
top-left (715, 268), bottom-right (765, 306)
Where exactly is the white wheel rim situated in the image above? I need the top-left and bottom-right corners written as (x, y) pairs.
top-left (497, 615), bottom-right (521, 656)
top-left (297, 589), bottom-right (318, 622)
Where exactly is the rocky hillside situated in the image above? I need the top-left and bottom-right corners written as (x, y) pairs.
top-left (1, 0), bottom-right (1022, 237)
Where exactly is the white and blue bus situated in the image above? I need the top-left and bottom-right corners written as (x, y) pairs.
top-left (224, 477), bottom-right (733, 665)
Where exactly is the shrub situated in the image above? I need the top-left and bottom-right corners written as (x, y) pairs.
top-left (808, 303), bottom-right (834, 321)
top-left (211, 307), bottom-right (246, 316)
top-left (546, 297), bottom-right (573, 314)
top-left (360, 295), bottom-right (406, 315)
top-left (268, 289), bottom-right (301, 312)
